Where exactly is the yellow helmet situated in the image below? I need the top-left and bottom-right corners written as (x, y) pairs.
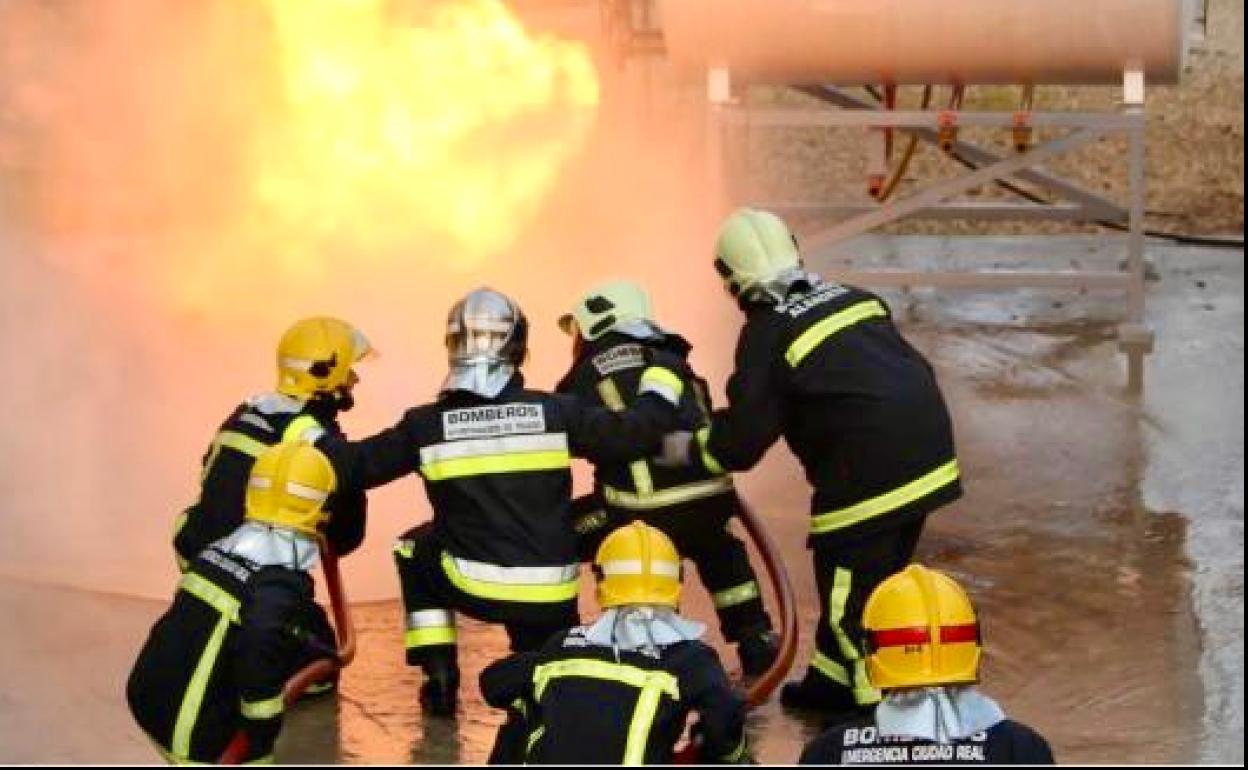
top-left (558, 280), bottom-right (659, 342)
top-left (276, 317), bottom-right (374, 399)
top-left (594, 522), bottom-right (683, 608)
top-left (863, 564), bottom-right (982, 690)
top-left (244, 442), bottom-right (338, 537)
top-left (714, 208), bottom-right (802, 302)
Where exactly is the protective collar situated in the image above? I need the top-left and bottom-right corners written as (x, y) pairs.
top-left (580, 606), bottom-right (706, 658)
top-left (742, 267), bottom-right (823, 307)
top-left (213, 521), bottom-right (320, 572)
top-left (875, 686), bottom-right (1006, 744)
top-left (247, 391), bottom-right (305, 415)
top-left (440, 361), bottom-right (517, 399)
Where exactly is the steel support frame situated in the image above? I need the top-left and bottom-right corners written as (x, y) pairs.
top-left (708, 71), bottom-right (1153, 393)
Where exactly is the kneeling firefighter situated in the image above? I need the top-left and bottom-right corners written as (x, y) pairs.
top-left (320, 287), bottom-right (689, 716)
top-left (799, 564), bottom-right (1055, 764)
top-left (173, 316), bottom-right (374, 571)
top-left (480, 522), bottom-right (751, 765)
top-left (128, 442), bottom-right (341, 764)
top-left (555, 280), bottom-right (778, 676)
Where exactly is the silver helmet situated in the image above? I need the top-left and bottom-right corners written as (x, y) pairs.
top-left (441, 287), bottom-right (528, 398)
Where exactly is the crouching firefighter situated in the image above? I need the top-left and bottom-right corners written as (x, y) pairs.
top-left (173, 316), bottom-right (374, 571)
top-left (480, 522), bottom-right (752, 765)
top-left (660, 208), bottom-right (962, 717)
top-left (319, 287), bottom-right (688, 717)
top-left (127, 442), bottom-right (341, 765)
top-left (555, 280), bottom-right (778, 676)
top-left (799, 564), bottom-right (1055, 764)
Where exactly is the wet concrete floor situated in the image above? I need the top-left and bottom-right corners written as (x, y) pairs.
top-left (0, 239), bottom-right (1232, 764)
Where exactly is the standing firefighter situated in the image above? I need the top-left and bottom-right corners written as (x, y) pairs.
top-left (127, 442), bottom-right (341, 765)
top-left (555, 280), bottom-right (778, 676)
top-left (480, 522), bottom-right (751, 765)
top-left (799, 564), bottom-right (1055, 764)
top-left (173, 316), bottom-right (373, 571)
top-left (661, 208), bottom-right (962, 716)
top-left (321, 287), bottom-right (687, 716)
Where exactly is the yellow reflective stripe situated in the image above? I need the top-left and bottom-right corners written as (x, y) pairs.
top-left (244, 755), bottom-right (275, 765)
top-left (240, 694), bottom-right (285, 720)
top-left (179, 573), bottom-right (241, 623)
top-left (172, 614), bottom-right (231, 758)
top-left (216, 431), bottom-right (270, 459)
top-left (151, 739), bottom-right (212, 765)
top-left (694, 426), bottom-right (726, 476)
top-left (421, 451), bottom-right (571, 481)
top-left (511, 697), bottom-right (528, 720)
top-left (722, 733), bottom-right (750, 763)
top-left (811, 459), bottom-right (961, 535)
top-left (829, 568), bottom-right (881, 705)
top-left (785, 299), bottom-right (888, 367)
top-left (809, 650), bottom-right (851, 686)
top-left (712, 581), bottom-right (761, 609)
top-left (404, 627), bottom-right (457, 649)
top-left (525, 725), bottom-right (546, 757)
top-left (533, 659), bottom-right (680, 701)
top-left (597, 379), bottom-right (654, 496)
top-left (623, 676), bottom-right (666, 765)
top-left (638, 366), bottom-right (684, 403)
top-left (440, 553), bottom-right (579, 603)
top-left (282, 414), bottom-right (321, 443)
top-left (394, 539), bottom-right (415, 559)
top-left (603, 477), bottom-right (734, 511)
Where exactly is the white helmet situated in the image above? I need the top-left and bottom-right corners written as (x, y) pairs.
top-left (558, 280), bottom-right (666, 342)
top-left (714, 208), bottom-right (809, 305)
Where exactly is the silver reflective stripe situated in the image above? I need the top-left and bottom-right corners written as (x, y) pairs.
top-left (420, 433), bottom-right (568, 465)
top-left (248, 477), bottom-right (273, 490)
top-left (450, 556), bottom-right (578, 585)
top-left (599, 559), bottom-right (680, 578)
top-left (406, 609), bottom-right (455, 630)
top-left (239, 413), bottom-right (274, 433)
top-left (601, 477), bottom-right (734, 510)
top-left (285, 481), bottom-right (329, 503)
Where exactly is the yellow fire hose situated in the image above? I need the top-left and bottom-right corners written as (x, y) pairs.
top-left (219, 542), bottom-right (355, 764)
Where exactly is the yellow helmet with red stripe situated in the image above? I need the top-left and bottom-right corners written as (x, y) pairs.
top-left (863, 564), bottom-right (981, 689)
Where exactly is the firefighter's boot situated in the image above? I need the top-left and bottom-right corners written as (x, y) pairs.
top-left (419, 659), bottom-right (460, 717)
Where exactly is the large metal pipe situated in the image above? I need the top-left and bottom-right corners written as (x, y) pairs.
top-left (657, 0), bottom-right (1186, 85)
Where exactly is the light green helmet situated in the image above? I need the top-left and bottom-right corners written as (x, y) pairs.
top-left (714, 208), bottom-right (804, 304)
top-left (558, 280), bottom-right (664, 342)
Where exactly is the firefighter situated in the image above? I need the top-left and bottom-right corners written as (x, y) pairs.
top-left (173, 316), bottom-right (374, 571)
top-left (320, 287), bottom-right (688, 717)
top-left (127, 442), bottom-right (342, 765)
top-left (480, 522), bottom-right (751, 764)
top-left (798, 564), bottom-right (1055, 764)
top-left (555, 279), bottom-right (778, 676)
top-left (659, 208), bottom-right (962, 716)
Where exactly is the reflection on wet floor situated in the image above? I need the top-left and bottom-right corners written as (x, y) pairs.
top-left (277, 324), bottom-right (1203, 764)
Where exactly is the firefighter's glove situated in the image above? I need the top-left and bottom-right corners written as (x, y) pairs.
top-left (653, 430), bottom-right (693, 468)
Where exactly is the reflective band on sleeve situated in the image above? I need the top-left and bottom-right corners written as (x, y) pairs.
top-left (829, 568), bottom-right (880, 705)
top-left (179, 572), bottom-right (241, 623)
top-left (525, 725), bottom-right (546, 758)
top-left (602, 477), bottom-right (733, 511)
top-left (809, 650), bottom-right (850, 686)
top-left (694, 426), bottom-right (726, 476)
top-left (637, 366), bottom-right (684, 405)
top-left (597, 379), bottom-right (654, 496)
top-left (240, 694), bottom-right (285, 720)
top-left (810, 459), bottom-right (960, 535)
top-left (406, 609), bottom-right (455, 630)
top-left (217, 431), bottom-right (270, 459)
top-left (785, 299), bottom-right (888, 367)
top-left (712, 581), bottom-right (761, 609)
top-left (441, 553), bottom-right (579, 603)
top-left (394, 539), bottom-right (415, 559)
top-left (420, 434), bottom-right (570, 481)
top-left (405, 627), bottom-right (457, 649)
top-left (599, 559), bottom-right (681, 578)
top-left (282, 415), bottom-right (325, 444)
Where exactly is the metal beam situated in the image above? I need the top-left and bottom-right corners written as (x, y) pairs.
top-left (759, 201), bottom-right (1096, 222)
top-left (799, 268), bottom-right (1132, 291)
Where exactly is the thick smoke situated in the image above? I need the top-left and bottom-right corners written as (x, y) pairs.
top-left (0, 0), bottom-right (732, 599)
